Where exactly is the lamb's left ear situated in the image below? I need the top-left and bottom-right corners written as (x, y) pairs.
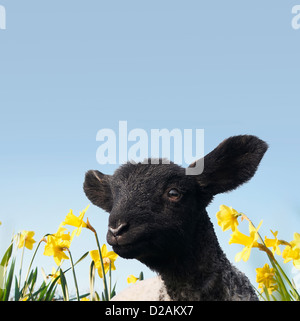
top-left (189, 135), bottom-right (268, 195)
top-left (83, 170), bottom-right (113, 212)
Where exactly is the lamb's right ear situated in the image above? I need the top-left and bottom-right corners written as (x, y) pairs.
top-left (189, 135), bottom-right (268, 196)
top-left (83, 170), bottom-right (113, 212)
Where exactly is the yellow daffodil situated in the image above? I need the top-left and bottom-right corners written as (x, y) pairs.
top-left (256, 263), bottom-right (278, 294)
top-left (43, 227), bottom-right (72, 266)
top-left (282, 232), bottom-right (300, 269)
top-left (229, 220), bottom-right (262, 262)
top-left (264, 230), bottom-right (281, 256)
top-left (290, 232), bottom-right (300, 249)
top-left (80, 297), bottom-right (90, 301)
top-left (90, 244), bottom-right (118, 278)
top-left (216, 205), bottom-right (240, 232)
top-left (127, 275), bottom-right (139, 284)
top-left (62, 205), bottom-right (90, 237)
top-left (18, 230), bottom-right (36, 250)
top-left (50, 267), bottom-right (61, 284)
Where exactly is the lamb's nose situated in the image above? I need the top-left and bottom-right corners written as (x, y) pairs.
top-left (108, 223), bottom-right (128, 237)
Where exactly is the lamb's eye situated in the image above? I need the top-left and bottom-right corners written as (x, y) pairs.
top-left (167, 188), bottom-right (181, 201)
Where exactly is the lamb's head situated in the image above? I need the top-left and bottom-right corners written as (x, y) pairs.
top-left (83, 135), bottom-right (268, 272)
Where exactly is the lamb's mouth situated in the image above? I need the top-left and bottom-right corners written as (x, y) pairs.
top-left (111, 242), bottom-right (149, 260)
top-left (107, 222), bottom-right (150, 246)
top-left (107, 229), bottom-right (151, 259)
top-left (107, 233), bottom-right (131, 247)
top-left (107, 231), bottom-right (145, 247)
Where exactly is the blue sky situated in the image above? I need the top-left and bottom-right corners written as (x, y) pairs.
top-left (1, 1), bottom-right (300, 296)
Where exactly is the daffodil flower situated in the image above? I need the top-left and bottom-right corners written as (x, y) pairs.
top-left (127, 275), bottom-right (139, 284)
top-left (90, 244), bottom-right (118, 278)
top-left (61, 205), bottom-right (90, 237)
top-left (50, 267), bottom-right (61, 284)
top-left (282, 232), bottom-right (300, 269)
top-left (216, 205), bottom-right (240, 232)
top-left (256, 263), bottom-right (278, 294)
top-left (229, 220), bottom-right (262, 262)
top-left (264, 230), bottom-right (282, 256)
top-left (43, 227), bottom-right (72, 266)
top-left (18, 231), bottom-right (36, 250)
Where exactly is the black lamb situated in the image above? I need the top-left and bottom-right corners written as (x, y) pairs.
top-left (83, 135), bottom-right (268, 301)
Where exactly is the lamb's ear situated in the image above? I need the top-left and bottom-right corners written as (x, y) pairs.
top-left (83, 170), bottom-right (113, 212)
top-left (189, 135), bottom-right (268, 195)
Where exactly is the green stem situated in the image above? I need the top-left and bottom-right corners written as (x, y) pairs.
top-left (18, 244), bottom-right (25, 289)
top-left (247, 217), bottom-right (300, 301)
top-left (66, 248), bottom-right (80, 301)
top-left (21, 239), bottom-right (43, 299)
top-left (253, 222), bottom-right (289, 299)
top-left (93, 231), bottom-right (109, 301)
top-left (259, 235), bottom-right (299, 300)
top-left (109, 261), bottom-right (112, 300)
top-left (273, 259), bottom-right (300, 300)
top-left (268, 257), bottom-right (290, 300)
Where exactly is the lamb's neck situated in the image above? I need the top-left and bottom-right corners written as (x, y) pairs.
top-left (159, 216), bottom-right (229, 301)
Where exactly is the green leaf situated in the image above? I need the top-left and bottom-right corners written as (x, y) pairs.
top-left (30, 268), bottom-right (38, 290)
top-left (94, 291), bottom-right (100, 301)
top-left (0, 264), bottom-right (4, 300)
top-left (47, 286), bottom-right (57, 301)
top-left (45, 277), bottom-right (59, 301)
top-left (89, 260), bottom-right (95, 301)
top-left (36, 281), bottom-right (48, 301)
top-left (59, 268), bottom-right (69, 301)
top-left (14, 276), bottom-right (20, 301)
top-left (110, 282), bottom-right (117, 299)
top-left (139, 271), bottom-right (144, 281)
top-left (63, 251), bottom-right (89, 275)
top-left (26, 267), bottom-right (38, 300)
top-left (75, 251), bottom-right (89, 265)
top-left (26, 281), bottom-right (47, 301)
top-left (70, 292), bottom-right (90, 301)
top-left (1, 242), bottom-right (13, 269)
top-left (262, 284), bottom-right (271, 301)
top-left (3, 258), bottom-right (15, 301)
